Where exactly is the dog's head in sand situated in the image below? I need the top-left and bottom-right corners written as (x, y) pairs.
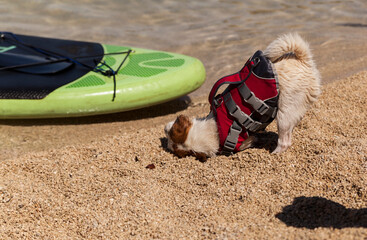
top-left (165, 33), bottom-right (321, 161)
top-left (164, 115), bottom-right (219, 162)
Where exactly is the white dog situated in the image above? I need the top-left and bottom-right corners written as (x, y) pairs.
top-left (165, 33), bottom-right (321, 161)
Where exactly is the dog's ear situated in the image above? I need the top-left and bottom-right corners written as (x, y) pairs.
top-left (169, 115), bottom-right (192, 144)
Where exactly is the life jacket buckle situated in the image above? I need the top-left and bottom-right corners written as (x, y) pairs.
top-left (214, 97), bottom-right (223, 107)
top-left (257, 104), bottom-right (270, 115)
top-left (252, 57), bottom-right (260, 67)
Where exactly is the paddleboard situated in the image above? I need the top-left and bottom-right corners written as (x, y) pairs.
top-left (0, 32), bottom-right (205, 118)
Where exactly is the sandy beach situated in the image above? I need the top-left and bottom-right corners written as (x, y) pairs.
top-left (1, 1), bottom-right (367, 238)
top-left (0, 70), bottom-right (366, 239)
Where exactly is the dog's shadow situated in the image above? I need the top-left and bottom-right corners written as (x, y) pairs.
top-left (0, 96), bottom-right (192, 126)
top-left (251, 131), bottom-right (278, 153)
top-left (160, 137), bottom-right (170, 153)
top-left (276, 196), bottom-right (367, 229)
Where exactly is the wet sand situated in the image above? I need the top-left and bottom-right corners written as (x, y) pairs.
top-left (1, 70), bottom-right (366, 238)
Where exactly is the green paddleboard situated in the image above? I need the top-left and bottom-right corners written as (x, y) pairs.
top-left (0, 32), bottom-right (205, 118)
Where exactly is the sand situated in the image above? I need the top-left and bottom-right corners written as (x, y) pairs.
top-left (0, 71), bottom-right (367, 239)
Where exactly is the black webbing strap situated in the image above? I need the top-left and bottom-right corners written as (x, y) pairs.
top-left (0, 32), bottom-right (132, 102)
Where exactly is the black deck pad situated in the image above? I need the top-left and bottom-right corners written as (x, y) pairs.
top-left (0, 32), bottom-right (104, 99)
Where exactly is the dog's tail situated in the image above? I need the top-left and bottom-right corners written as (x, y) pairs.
top-left (264, 33), bottom-right (312, 63)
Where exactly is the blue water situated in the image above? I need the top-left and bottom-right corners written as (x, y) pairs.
top-left (1, 0), bottom-right (367, 96)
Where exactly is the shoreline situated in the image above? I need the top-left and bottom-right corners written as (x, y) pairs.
top-left (0, 69), bottom-right (366, 162)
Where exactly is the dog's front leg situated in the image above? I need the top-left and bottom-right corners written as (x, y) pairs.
top-left (273, 123), bottom-right (293, 153)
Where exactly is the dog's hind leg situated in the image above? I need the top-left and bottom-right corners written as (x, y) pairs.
top-left (272, 95), bottom-right (307, 153)
top-left (272, 99), bottom-right (303, 153)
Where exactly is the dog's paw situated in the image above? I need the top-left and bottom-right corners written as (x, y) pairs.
top-left (272, 144), bottom-right (288, 154)
top-left (271, 147), bottom-right (282, 154)
top-left (193, 152), bottom-right (208, 162)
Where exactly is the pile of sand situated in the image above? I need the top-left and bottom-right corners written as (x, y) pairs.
top-left (0, 72), bottom-right (366, 239)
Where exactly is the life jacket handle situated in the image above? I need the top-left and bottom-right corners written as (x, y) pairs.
top-left (208, 57), bottom-right (260, 114)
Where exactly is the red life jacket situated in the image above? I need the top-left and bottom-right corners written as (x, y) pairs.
top-left (208, 50), bottom-right (279, 155)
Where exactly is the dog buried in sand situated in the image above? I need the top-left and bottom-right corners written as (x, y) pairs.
top-left (165, 33), bottom-right (321, 162)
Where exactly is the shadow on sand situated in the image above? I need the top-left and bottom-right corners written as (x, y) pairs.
top-left (0, 96), bottom-right (191, 126)
top-left (276, 196), bottom-right (367, 229)
top-left (251, 131), bottom-right (278, 153)
top-left (338, 23), bottom-right (367, 28)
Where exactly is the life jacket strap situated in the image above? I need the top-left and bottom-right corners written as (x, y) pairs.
top-left (208, 58), bottom-right (259, 114)
top-left (221, 121), bottom-right (242, 156)
top-left (238, 82), bottom-right (277, 118)
top-left (224, 94), bottom-right (263, 132)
